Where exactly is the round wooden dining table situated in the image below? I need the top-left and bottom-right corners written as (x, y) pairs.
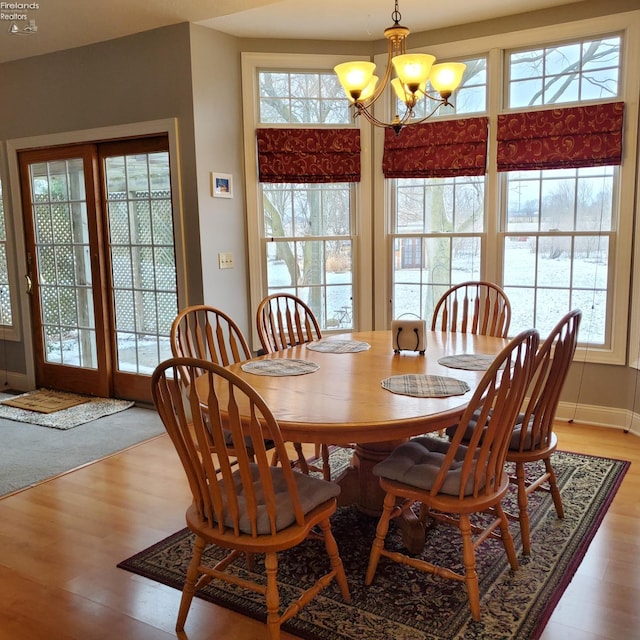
top-left (196, 329), bottom-right (507, 551)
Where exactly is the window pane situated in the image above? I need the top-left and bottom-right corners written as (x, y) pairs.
top-left (507, 35), bottom-right (621, 108)
top-left (105, 150), bottom-right (177, 374)
top-left (504, 286), bottom-right (536, 336)
top-left (259, 70), bottom-right (350, 124)
top-left (0, 178), bottom-right (13, 326)
top-left (503, 164), bottom-right (614, 341)
top-left (263, 181), bottom-right (353, 331)
top-left (504, 237), bottom-right (537, 286)
top-left (392, 176), bottom-right (484, 320)
top-left (409, 56), bottom-right (487, 119)
top-left (572, 288), bottom-right (606, 344)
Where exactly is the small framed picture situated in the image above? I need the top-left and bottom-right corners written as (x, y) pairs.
top-left (212, 172), bottom-right (233, 198)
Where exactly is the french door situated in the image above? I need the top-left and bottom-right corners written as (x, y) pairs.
top-left (18, 136), bottom-right (178, 403)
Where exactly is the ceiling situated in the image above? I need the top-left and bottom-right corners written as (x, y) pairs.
top-left (0, 0), bottom-right (586, 65)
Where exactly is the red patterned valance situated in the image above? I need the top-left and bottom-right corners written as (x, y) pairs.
top-left (256, 128), bottom-right (361, 183)
top-left (497, 102), bottom-right (624, 172)
top-left (382, 117), bottom-right (489, 179)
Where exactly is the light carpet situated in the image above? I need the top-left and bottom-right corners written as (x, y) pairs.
top-left (0, 403), bottom-right (165, 497)
top-left (117, 449), bottom-right (629, 640)
top-left (0, 390), bottom-right (133, 429)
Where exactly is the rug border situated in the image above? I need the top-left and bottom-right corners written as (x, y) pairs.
top-left (528, 452), bottom-right (630, 639)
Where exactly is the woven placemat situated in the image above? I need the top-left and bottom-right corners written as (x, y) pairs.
top-left (306, 339), bottom-right (370, 353)
top-left (438, 353), bottom-right (498, 371)
top-left (241, 359), bottom-right (319, 376)
top-left (382, 374), bottom-right (471, 398)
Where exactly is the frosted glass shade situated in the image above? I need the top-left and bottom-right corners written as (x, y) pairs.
top-left (334, 61), bottom-right (377, 100)
top-left (391, 53), bottom-right (435, 90)
top-left (429, 62), bottom-right (466, 95)
top-left (391, 77), bottom-right (426, 104)
top-left (359, 75), bottom-right (379, 102)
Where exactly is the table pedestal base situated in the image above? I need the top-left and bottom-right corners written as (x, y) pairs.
top-left (335, 441), bottom-right (426, 554)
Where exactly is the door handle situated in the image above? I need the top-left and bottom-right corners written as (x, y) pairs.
top-left (25, 274), bottom-right (32, 295)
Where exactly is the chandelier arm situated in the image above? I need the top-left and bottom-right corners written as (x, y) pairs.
top-left (417, 89), bottom-right (452, 104)
top-left (364, 35), bottom-right (404, 107)
top-left (354, 95), bottom-right (451, 133)
top-left (354, 102), bottom-right (414, 131)
top-left (408, 100), bottom-right (450, 126)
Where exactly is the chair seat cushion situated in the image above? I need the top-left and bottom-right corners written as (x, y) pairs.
top-left (223, 429), bottom-right (274, 451)
top-left (223, 464), bottom-right (340, 534)
top-left (445, 408), bottom-right (488, 442)
top-left (446, 410), bottom-right (540, 451)
top-left (508, 414), bottom-right (539, 450)
top-left (373, 436), bottom-right (480, 496)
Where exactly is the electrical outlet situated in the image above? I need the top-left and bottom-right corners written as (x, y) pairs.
top-left (218, 252), bottom-right (234, 269)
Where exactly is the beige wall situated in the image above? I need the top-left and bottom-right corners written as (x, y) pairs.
top-left (189, 25), bottom-right (252, 338)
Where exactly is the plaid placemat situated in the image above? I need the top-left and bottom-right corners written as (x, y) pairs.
top-left (241, 359), bottom-right (319, 376)
top-left (438, 353), bottom-right (498, 371)
top-left (306, 339), bottom-right (371, 353)
top-left (381, 374), bottom-right (471, 398)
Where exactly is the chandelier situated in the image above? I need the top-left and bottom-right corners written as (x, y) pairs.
top-left (334, 1), bottom-right (466, 135)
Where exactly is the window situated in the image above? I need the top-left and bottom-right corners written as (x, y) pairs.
top-left (258, 70), bottom-right (354, 329)
top-left (243, 53), bottom-right (372, 339)
top-left (244, 14), bottom-right (637, 364)
top-left (507, 36), bottom-right (621, 108)
top-left (501, 35), bottom-right (622, 346)
top-left (390, 57), bottom-right (488, 321)
top-left (262, 182), bottom-right (354, 329)
top-left (392, 175), bottom-right (485, 320)
top-left (503, 166), bottom-right (614, 341)
top-left (258, 70), bottom-right (349, 124)
top-left (0, 178), bottom-right (13, 329)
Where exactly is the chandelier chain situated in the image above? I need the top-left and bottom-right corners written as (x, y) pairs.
top-left (391, 0), bottom-right (401, 25)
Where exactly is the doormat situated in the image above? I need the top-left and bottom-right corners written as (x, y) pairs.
top-left (1, 389), bottom-right (90, 413)
top-left (118, 450), bottom-right (629, 640)
top-left (0, 390), bottom-right (134, 430)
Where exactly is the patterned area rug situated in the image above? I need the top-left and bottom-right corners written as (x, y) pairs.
top-left (0, 391), bottom-right (134, 429)
top-left (118, 449), bottom-right (628, 640)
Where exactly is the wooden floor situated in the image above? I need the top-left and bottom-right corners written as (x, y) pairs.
top-left (0, 421), bottom-right (638, 640)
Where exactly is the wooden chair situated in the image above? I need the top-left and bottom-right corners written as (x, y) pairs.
top-left (151, 357), bottom-right (351, 639)
top-left (431, 280), bottom-right (511, 338)
top-left (171, 304), bottom-right (252, 371)
top-left (256, 292), bottom-right (322, 353)
top-left (256, 293), bottom-right (332, 480)
top-left (365, 328), bottom-right (539, 621)
top-left (506, 308), bottom-right (582, 554)
top-left (170, 305), bottom-right (269, 463)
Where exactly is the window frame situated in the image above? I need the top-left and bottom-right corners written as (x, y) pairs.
top-left (241, 52), bottom-right (373, 350)
top-left (374, 12), bottom-right (639, 365)
top-left (0, 149), bottom-right (21, 341)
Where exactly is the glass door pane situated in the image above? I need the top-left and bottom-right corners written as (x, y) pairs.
top-left (30, 159), bottom-right (98, 368)
top-left (104, 150), bottom-right (177, 375)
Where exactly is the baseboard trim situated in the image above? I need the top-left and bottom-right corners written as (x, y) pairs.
top-left (556, 401), bottom-right (640, 436)
top-left (0, 373), bottom-right (31, 394)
